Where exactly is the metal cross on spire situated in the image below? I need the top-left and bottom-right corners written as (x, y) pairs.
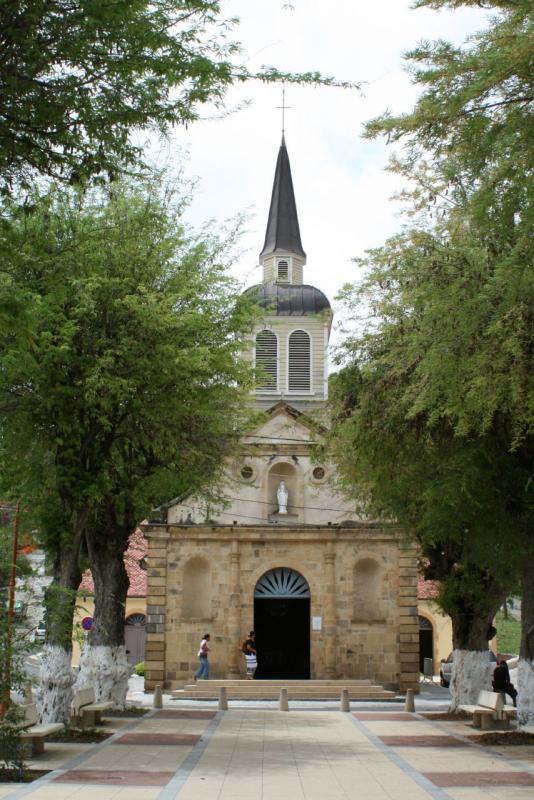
top-left (276, 87), bottom-right (291, 136)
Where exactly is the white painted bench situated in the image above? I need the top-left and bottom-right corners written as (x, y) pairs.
top-left (70, 686), bottom-right (113, 728)
top-left (17, 703), bottom-right (64, 755)
top-left (459, 690), bottom-right (516, 730)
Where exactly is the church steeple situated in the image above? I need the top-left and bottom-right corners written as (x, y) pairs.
top-left (246, 132), bottom-right (333, 412)
top-left (260, 137), bottom-right (306, 271)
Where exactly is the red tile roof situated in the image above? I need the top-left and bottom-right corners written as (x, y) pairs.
top-left (79, 528), bottom-right (147, 597)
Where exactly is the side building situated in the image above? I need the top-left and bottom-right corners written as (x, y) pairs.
top-left (142, 136), bottom-right (420, 692)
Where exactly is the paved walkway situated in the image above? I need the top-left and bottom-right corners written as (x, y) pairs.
top-left (1, 705), bottom-right (534, 800)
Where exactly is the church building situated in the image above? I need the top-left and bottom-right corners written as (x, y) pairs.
top-left (142, 137), bottom-right (420, 693)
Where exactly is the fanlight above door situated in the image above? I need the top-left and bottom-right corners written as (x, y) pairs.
top-left (254, 568), bottom-right (310, 599)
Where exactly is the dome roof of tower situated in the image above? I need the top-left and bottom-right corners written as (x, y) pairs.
top-left (244, 282), bottom-right (332, 316)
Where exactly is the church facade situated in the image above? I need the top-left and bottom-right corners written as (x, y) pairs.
top-left (143, 138), bottom-right (420, 692)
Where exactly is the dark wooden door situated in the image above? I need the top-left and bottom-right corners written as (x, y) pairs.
top-left (124, 613), bottom-right (146, 665)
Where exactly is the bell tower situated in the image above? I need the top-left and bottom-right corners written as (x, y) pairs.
top-left (245, 136), bottom-right (333, 413)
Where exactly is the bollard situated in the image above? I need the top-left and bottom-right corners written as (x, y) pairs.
top-left (218, 687), bottom-right (228, 710)
top-left (279, 687), bottom-right (289, 711)
top-left (405, 689), bottom-right (415, 712)
top-left (153, 684), bottom-right (163, 709)
top-left (340, 688), bottom-right (350, 712)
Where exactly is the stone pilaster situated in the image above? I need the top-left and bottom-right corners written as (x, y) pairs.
top-left (144, 528), bottom-right (169, 690)
top-left (324, 540), bottom-right (337, 677)
top-left (227, 539), bottom-right (242, 676)
top-left (397, 543), bottom-right (420, 692)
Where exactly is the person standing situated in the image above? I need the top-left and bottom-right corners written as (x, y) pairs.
top-left (242, 630), bottom-right (257, 679)
top-left (194, 633), bottom-right (210, 681)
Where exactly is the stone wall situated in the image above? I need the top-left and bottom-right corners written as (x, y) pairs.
top-left (143, 523), bottom-right (420, 692)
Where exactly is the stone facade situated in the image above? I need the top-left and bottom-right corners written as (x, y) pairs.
top-left (142, 521), bottom-right (419, 692)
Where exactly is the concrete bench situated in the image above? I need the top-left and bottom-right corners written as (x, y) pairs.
top-left (16, 703), bottom-right (64, 755)
top-left (460, 690), bottom-right (515, 730)
top-left (70, 686), bottom-right (113, 728)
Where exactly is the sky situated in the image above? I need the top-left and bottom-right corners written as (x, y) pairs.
top-left (152, 0), bottom-right (489, 346)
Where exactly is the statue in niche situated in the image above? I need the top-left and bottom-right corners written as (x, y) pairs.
top-left (277, 480), bottom-right (288, 514)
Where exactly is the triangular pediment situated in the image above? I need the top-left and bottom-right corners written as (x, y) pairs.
top-left (242, 401), bottom-right (323, 444)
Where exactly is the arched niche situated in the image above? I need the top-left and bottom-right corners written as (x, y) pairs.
top-left (182, 556), bottom-right (211, 619)
top-left (352, 557), bottom-right (385, 622)
top-left (267, 461), bottom-right (298, 517)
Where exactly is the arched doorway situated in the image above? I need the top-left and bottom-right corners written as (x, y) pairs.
top-left (254, 568), bottom-right (310, 679)
top-left (418, 615), bottom-right (433, 673)
top-left (125, 613), bottom-right (146, 666)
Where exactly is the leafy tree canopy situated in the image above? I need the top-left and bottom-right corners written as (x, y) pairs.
top-left (0, 1), bottom-right (353, 191)
top-left (360, 0), bottom-right (533, 444)
top-left (329, 0), bottom-right (533, 649)
top-left (328, 351), bottom-right (530, 648)
top-left (0, 174), bottom-right (256, 560)
top-left (368, 0), bottom-right (533, 186)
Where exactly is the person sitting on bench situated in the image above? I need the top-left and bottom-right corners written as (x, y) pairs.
top-left (492, 659), bottom-right (517, 707)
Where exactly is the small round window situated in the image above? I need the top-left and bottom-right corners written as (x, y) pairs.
top-left (241, 465), bottom-right (254, 481)
top-left (312, 466), bottom-right (325, 480)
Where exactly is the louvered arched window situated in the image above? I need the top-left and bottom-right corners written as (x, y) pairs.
top-left (288, 330), bottom-right (311, 391)
top-left (255, 329), bottom-right (278, 391)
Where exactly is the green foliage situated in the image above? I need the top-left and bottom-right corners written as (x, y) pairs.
top-left (0, 1), bottom-right (355, 192)
top-left (0, 514), bottom-right (36, 778)
top-left (0, 704), bottom-right (26, 777)
top-left (134, 661), bottom-right (145, 677)
top-left (0, 171), bottom-right (257, 650)
top-left (330, 0), bottom-right (533, 650)
top-left (0, 511), bottom-right (37, 704)
top-left (495, 609), bottom-right (521, 656)
top-left (363, 0), bottom-right (533, 446)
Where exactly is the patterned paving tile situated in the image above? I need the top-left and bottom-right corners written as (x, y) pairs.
top-left (154, 709), bottom-right (216, 719)
top-left (425, 772), bottom-right (534, 787)
top-left (115, 732), bottom-right (200, 745)
top-left (353, 712), bottom-right (417, 721)
top-left (54, 769), bottom-right (174, 786)
top-left (380, 735), bottom-right (468, 747)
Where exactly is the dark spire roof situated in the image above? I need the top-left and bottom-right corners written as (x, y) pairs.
top-left (260, 136), bottom-right (306, 259)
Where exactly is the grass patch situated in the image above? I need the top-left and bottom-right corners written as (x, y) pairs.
top-left (0, 769), bottom-right (50, 783)
top-left (106, 706), bottom-right (148, 717)
top-left (495, 610), bottom-right (521, 656)
top-left (421, 710), bottom-right (471, 721)
top-left (468, 731), bottom-right (534, 746)
top-left (48, 728), bottom-right (111, 743)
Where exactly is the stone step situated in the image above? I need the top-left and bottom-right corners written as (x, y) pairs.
top-left (176, 690), bottom-right (395, 700)
top-left (173, 681), bottom-right (396, 700)
top-left (183, 679), bottom-right (374, 687)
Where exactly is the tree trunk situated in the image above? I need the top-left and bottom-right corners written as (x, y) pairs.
top-left (449, 600), bottom-right (503, 712)
top-left (38, 540), bottom-right (82, 724)
top-left (76, 531), bottom-right (131, 708)
top-left (518, 558), bottom-right (534, 727)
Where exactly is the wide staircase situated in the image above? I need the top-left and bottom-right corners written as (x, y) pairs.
top-left (173, 679), bottom-right (396, 701)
